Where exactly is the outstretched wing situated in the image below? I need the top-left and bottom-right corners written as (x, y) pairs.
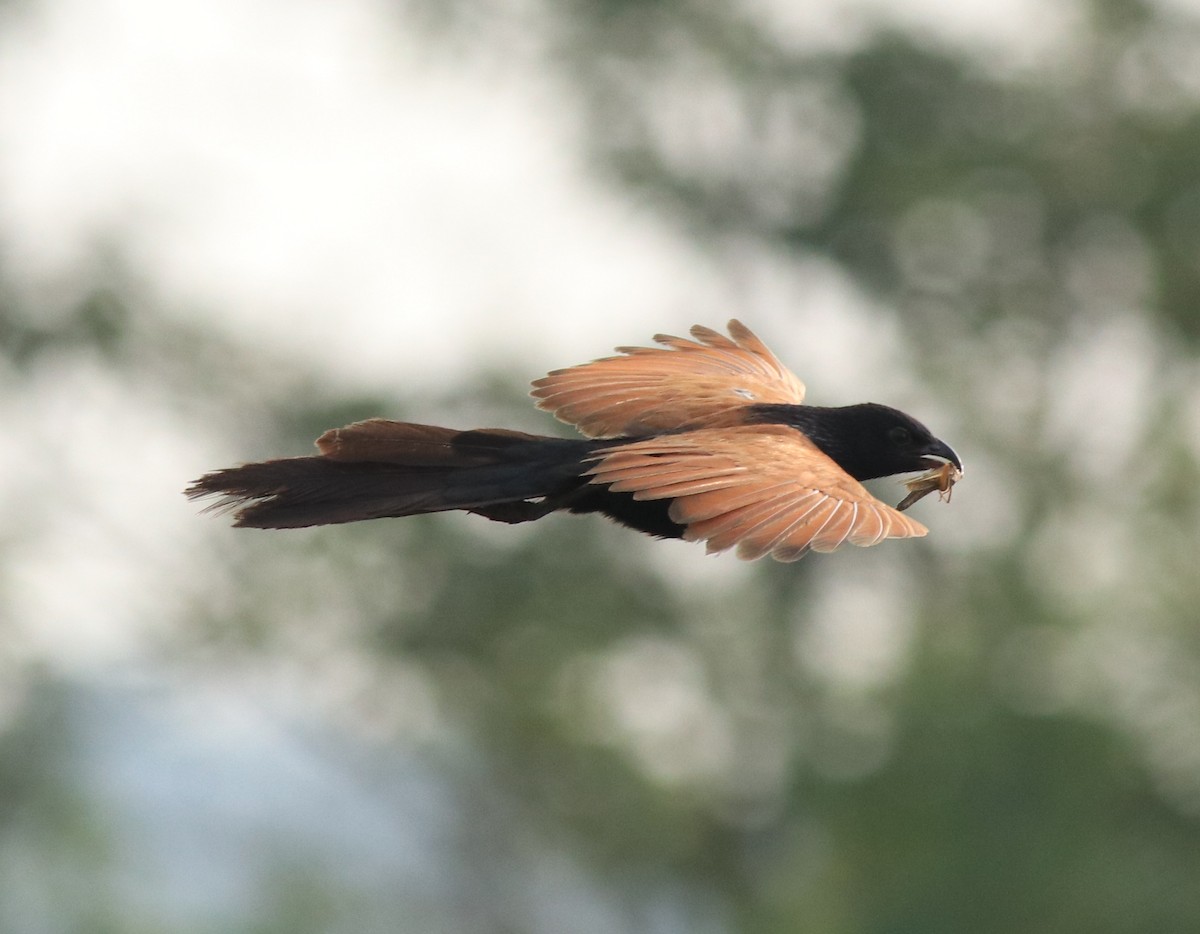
top-left (585, 426), bottom-right (927, 561)
top-left (531, 319), bottom-right (806, 439)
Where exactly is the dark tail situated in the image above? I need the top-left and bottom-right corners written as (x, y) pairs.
top-left (186, 420), bottom-right (594, 529)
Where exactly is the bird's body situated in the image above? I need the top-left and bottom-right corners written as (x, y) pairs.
top-left (188, 321), bottom-right (961, 561)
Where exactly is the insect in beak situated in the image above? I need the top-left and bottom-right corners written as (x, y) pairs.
top-left (896, 459), bottom-right (962, 512)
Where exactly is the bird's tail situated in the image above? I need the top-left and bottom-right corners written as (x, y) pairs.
top-left (185, 419), bottom-right (594, 529)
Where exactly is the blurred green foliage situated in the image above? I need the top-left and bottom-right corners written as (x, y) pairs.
top-left (3, 0), bottom-right (1200, 932)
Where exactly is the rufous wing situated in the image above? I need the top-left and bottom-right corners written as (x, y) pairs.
top-left (585, 426), bottom-right (927, 561)
top-left (531, 320), bottom-right (807, 439)
top-left (316, 419), bottom-right (543, 466)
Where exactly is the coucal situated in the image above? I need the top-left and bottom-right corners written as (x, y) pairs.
top-left (187, 321), bottom-right (962, 561)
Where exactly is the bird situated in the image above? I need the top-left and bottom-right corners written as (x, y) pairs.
top-left (186, 320), bottom-right (962, 561)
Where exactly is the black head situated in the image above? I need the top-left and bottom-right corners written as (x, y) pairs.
top-left (757, 402), bottom-right (962, 482)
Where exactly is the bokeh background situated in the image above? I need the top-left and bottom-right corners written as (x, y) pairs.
top-left (3, 0), bottom-right (1200, 931)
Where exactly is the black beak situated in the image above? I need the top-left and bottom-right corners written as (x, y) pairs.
top-left (920, 439), bottom-right (963, 473)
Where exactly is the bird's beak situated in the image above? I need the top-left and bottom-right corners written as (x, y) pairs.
top-left (920, 439), bottom-right (963, 473)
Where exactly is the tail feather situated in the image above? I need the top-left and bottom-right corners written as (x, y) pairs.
top-left (186, 422), bottom-right (590, 529)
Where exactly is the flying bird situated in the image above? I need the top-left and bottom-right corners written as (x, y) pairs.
top-left (187, 321), bottom-right (962, 561)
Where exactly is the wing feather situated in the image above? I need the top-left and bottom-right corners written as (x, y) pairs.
top-left (532, 320), bottom-right (806, 438)
top-left (709, 495), bottom-right (830, 557)
top-left (586, 426), bottom-right (926, 561)
top-left (845, 503), bottom-right (883, 547)
top-left (740, 496), bottom-right (841, 561)
top-left (816, 502), bottom-right (858, 552)
top-left (673, 481), bottom-right (799, 523)
top-left (688, 490), bottom-right (815, 547)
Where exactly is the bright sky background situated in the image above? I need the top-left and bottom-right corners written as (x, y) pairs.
top-left (0, 0), bottom-right (1079, 387)
top-left (0, 0), bottom-right (726, 388)
top-left (0, 0), bottom-right (1058, 670)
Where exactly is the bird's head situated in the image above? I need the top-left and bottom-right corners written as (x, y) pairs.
top-left (839, 403), bottom-right (961, 481)
top-left (780, 402), bottom-right (962, 482)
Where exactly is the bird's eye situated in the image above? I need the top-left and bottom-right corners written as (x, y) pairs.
top-left (888, 426), bottom-right (912, 446)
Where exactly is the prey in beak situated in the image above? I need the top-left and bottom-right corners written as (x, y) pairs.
top-left (897, 442), bottom-right (963, 512)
